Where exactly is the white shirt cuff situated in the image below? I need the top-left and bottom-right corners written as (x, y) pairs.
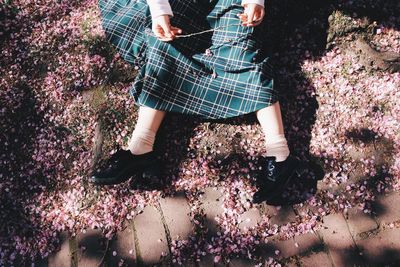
top-left (147, 0), bottom-right (173, 19)
top-left (241, 0), bottom-right (265, 7)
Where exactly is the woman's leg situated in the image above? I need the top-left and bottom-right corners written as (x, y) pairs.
top-left (256, 101), bottom-right (290, 162)
top-left (127, 106), bottom-right (166, 155)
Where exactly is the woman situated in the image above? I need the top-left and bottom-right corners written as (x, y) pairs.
top-left (92, 0), bottom-right (306, 204)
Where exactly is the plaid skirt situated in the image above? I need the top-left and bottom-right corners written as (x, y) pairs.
top-left (98, 0), bottom-right (278, 120)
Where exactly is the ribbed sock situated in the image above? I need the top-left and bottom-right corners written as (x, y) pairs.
top-left (127, 127), bottom-right (156, 155)
top-left (265, 134), bottom-right (290, 162)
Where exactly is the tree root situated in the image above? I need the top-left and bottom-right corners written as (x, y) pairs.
top-left (350, 37), bottom-right (400, 73)
top-left (91, 117), bottom-right (105, 169)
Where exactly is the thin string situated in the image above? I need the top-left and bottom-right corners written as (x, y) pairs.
top-left (145, 18), bottom-right (263, 39)
top-left (175, 22), bottom-right (242, 38)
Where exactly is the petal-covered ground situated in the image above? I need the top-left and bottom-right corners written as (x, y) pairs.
top-left (0, 0), bottom-right (399, 265)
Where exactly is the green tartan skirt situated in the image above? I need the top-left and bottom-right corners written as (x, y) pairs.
top-left (98, 0), bottom-right (278, 120)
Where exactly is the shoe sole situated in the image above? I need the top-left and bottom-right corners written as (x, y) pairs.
top-left (90, 159), bottom-right (159, 185)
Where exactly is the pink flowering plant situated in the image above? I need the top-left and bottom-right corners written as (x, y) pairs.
top-left (0, 0), bottom-right (399, 265)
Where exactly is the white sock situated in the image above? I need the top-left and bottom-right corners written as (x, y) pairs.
top-left (128, 127), bottom-right (156, 155)
top-left (265, 134), bottom-right (290, 162)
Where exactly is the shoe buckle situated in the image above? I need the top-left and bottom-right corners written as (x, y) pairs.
top-left (266, 162), bottom-right (276, 181)
top-left (268, 164), bottom-right (275, 172)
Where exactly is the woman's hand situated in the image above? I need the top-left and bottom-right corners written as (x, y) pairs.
top-left (237, 3), bottom-right (265, 27)
top-left (152, 15), bottom-right (182, 42)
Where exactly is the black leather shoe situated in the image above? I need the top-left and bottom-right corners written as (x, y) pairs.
top-left (252, 155), bottom-right (303, 204)
top-left (90, 148), bottom-right (159, 185)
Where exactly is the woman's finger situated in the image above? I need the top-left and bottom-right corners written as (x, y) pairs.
top-left (237, 13), bottom-right (246, 22)
top-left (240, 7), bottom-right (264, 27)
top-left (170, 26), bottom-right (182, 32)
top-left (153, 23), bottom-right (164, 34)
top-left (170, 26), bottom-right (182, 35)
top-left (238, 13), bottom-right (250, 26)
top-left (153, 24), bottom-right (174, 41)
top-left (154, 30), bottom-right (173, 41)
top-left (252, 10), bottom-right (264, 26)
top-left (159, 33), bottom-right (174, 41)
top-left (153, 26), bottom-right (164, 37)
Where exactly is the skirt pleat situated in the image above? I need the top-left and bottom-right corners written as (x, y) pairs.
top-left (98, 0), bottom-right (278, 120)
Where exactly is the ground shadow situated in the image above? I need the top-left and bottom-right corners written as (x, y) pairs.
top-left (0, 81), bottom-right (72, 264)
